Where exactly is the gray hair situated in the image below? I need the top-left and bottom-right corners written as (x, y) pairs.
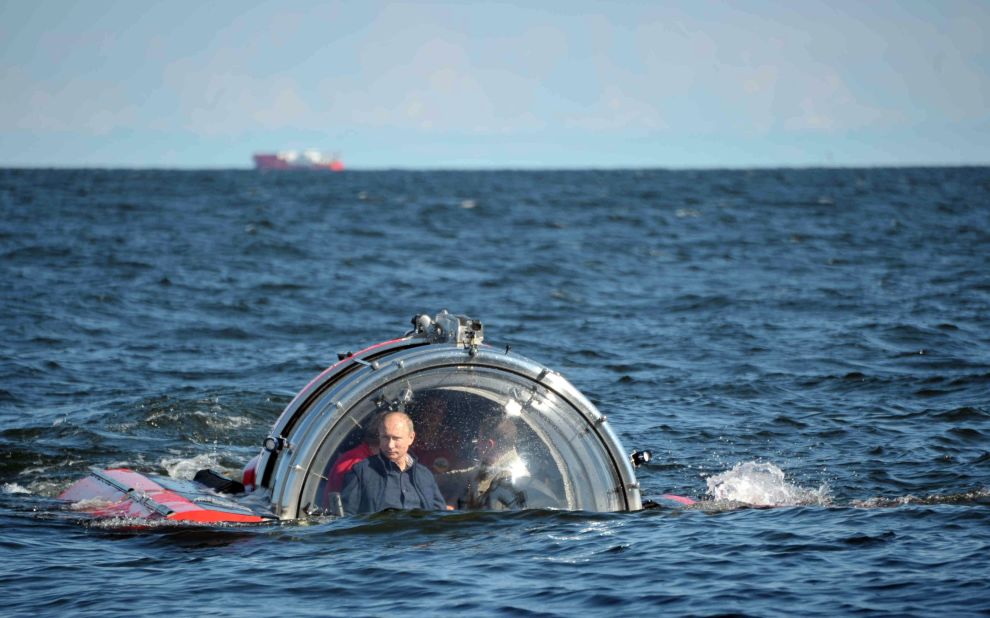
top-left (380, 410), bottom-right (415, 435)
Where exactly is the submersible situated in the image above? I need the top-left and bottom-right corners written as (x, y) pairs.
top-left (60, 311), bottom-right (651, 523)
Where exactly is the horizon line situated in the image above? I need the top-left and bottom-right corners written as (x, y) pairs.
top-left (2, 162), bottom-right (988, 172)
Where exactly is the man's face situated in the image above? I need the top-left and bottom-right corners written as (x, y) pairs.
top-left (380, 414), bottom-right (415, 465)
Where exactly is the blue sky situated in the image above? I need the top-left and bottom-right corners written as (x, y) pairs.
top-left (1, 1), bottom-right (987, 169)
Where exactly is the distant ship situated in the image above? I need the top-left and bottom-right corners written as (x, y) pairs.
top-left (253, 149), bottom-right (344, 171)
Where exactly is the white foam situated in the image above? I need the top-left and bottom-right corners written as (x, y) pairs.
top-left (705, 461), bottom-right (830, 506)
top-left (192, 410), bottom-right (254, 430)
top-left (67, 497), bottom-right (116, 510)
top-left (160, 453), bottom-right (221, 480)
top-left (2, 482), bottom-right (30, 495)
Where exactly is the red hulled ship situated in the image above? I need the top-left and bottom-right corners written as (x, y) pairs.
top-left (253, 150), bottom-right (344, 171)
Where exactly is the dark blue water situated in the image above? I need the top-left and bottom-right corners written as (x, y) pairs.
top-left (2, 168), bottom-right (989, 616)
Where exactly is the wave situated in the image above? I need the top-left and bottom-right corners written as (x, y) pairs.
top-left (703, 461), bottom-right (831, 507)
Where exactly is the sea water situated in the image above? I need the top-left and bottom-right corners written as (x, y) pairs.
top-left (1, 168), bottom-right (988, 616)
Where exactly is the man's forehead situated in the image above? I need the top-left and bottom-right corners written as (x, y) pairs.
top-left (381, 416), bottom-right (412, 435)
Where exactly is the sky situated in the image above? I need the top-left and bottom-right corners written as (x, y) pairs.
top-left (1, 1), bottom-right (988, 169)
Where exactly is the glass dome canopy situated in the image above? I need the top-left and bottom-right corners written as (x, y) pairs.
top-left (256, 312), bottom-right (643, 519)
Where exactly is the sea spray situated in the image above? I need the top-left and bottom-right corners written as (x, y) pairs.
top-left (160, 453), bottom-right (223, 480)
top-left (705, 461), bottom-right (830, 506)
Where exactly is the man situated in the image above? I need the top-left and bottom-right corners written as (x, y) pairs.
top-left (454, 415), bottom-right (559, 511)
top-left (341, 411), bottom-right (447, 515)
top-left (408, 394), bottom-right (470, 498)
top-left (460, 416), bottom-right (529, 510)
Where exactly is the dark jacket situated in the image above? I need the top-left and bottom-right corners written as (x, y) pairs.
top-left (341, 453), bottom-right (446, 515)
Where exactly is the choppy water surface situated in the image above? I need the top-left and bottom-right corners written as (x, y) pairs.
top-left (1, 167), bottom-right (989, 616)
